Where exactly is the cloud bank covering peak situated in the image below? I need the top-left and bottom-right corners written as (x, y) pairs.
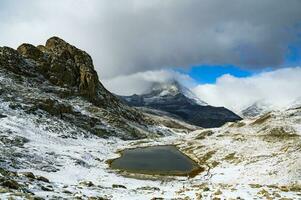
top-left (104, 67), bottom-right (301, 113)
top-left (193, 67), bottom-right (301, 112)
top-left (103, 70), bottom-right (196, 96)
top-left (0, 0), bottom-right (301, 78)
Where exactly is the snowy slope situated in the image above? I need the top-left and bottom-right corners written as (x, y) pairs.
top-left (0, 37), bottom-right (300, 199)
top-left (241, 97), bottom-right (301, 118)
top-left (1, 94), bottom-right (300, 199)
top-left (241, 100), bottom-right (275, 118)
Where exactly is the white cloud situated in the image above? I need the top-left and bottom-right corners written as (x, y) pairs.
top-left (192, 67), bottom-right (301, 112)
top-left (0, 0), bottom-right (301, 78)
top-left (102, 69), bottom-right (195, 95)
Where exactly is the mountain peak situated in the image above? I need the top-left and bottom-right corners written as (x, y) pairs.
top-left (120, 80), bottom-right (241, 128)
top-left (150, 80), bottom-right (181, 96)
top-left (149, 80), bottom-right (208, 106)
top-left (16, 36), bottom-right (100, 101)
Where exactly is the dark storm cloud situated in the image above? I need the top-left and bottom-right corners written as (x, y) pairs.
top-left (0, 0), bottom-right (301, 78)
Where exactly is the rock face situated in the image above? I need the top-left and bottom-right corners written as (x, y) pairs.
top-left (0, 47), bottom-right (30, 75)
top-left (16, 37), bottom-right (101, 101)
top-left (120, 81), bottom-right (242, 128)
top-left (0, 36), bottom-right (180, 140)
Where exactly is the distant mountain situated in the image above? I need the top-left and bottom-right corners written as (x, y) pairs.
top-left (241, 101), bottom-right (274, 118)
top-left (241, 98), bottom-right (301, 118)
top-left (288, 97), bottom-right (301, 110)
top-left (120, 81), bottom-right (242, 128)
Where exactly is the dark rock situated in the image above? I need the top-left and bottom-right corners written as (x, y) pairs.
top-left (33, 98), bottom-right (73, 118)
top-left (32, 197), bottom-right (45, 200)
top-left (0, 114), bottom-right (6, 118)
top-left (41, 185), bottom-right (53, 191)
top-left (62, 190), bottom-right (72, 194)
top-left (19, 172), bottom-right (35, 179)
top-left (0, 46), bottom-right (32, 75)
top-left (0, 168), bottom-right (10, 176)
top-left (112, 184), bottom-right (127, 189)
top-left (137, 186), bottom-right (160, 191)
top-left (0, 135), bottom-right (29, 147)
top-left (21, 188), bottom-right (35, 194)
top-left (88, 197), bottom-right (109, 200)
top-left (79, 181), bottom-right (94, 187)
top-left (36, 176), bottom-right (50, 183)
top-left (1, 179), bottom-right (20, 189)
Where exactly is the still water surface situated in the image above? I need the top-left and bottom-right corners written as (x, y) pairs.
top-left (110, 145), bottom-right (199, 176)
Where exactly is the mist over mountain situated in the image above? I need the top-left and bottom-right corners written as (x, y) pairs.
top-left (120, 81), bottom-right (241, 128)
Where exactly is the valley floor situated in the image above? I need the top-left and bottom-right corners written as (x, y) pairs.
top-left (0, 104), bottom-right (301, 199)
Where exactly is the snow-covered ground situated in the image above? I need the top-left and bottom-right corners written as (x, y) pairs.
top-left (1, 98), bottom-right (301, 199)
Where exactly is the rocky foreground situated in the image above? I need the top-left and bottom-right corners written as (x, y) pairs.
top-left (0, 97), bottom-right (300, 199)
top-left (0, 37), bottom-right (300, 199)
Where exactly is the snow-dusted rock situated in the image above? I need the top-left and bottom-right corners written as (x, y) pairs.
top-left (120, 80), bottom-right (241, 128)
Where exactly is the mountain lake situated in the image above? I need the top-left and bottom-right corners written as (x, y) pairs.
top-left (109, 145), bottom-right (203, 177)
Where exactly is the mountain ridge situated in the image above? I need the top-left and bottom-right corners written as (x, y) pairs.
top-left (120, 81), bottom-right (242, 128)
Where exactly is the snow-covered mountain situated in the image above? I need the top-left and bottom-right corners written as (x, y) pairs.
top-left (149, 81), bottom-right (208, 106)
top-left (241, 100), bottom-right (274, 118)
top-left (241, 97), bottom-right (301, 118)
top-left (0, 37), bottom-right (300, 199)
top-left (120, 81), bottom-right (242, 128)
top-left (288, 97), bottom-right (301, 109)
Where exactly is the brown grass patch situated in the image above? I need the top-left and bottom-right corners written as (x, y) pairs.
top-left (251, 113), bottom-right (272, 125)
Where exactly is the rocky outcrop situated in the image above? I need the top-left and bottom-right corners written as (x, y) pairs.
top-left (0, 36), bottom-right (130, 112)
top-left (17, 43), bottom-right (44, 60)
top-left (0, 36), bottom-right (175, 140)
top-left (15, 37), bottom-right (101, 101)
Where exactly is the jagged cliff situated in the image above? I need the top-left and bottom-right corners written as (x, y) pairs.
top-left (0, 37), bottom-right (184, 140)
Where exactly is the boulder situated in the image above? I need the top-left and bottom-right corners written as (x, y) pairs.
top-left (35, 98), bottom-right (73, 117)
top-left (1, 179), bottom-right (20, 189)
top-left (36, 176), bottom-right (50, 183)
top-left (17, 43), bottom-right (44, 60)
top-left (11, 37), bottom-right (101, 101)
top-left (45, 37), bottom-right (99, 100)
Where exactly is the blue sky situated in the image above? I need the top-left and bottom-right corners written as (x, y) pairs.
top-left (287, 44), bottom-right (301, 65)
top-left (176, 65), bottom-right (253, 84)
top-left (175, 45), bottom-right (301, 84)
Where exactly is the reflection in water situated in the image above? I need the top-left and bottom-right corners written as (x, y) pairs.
top-left (110, 145), bottom-right (200, 176)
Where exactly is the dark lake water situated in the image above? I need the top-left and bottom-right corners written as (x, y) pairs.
top-left (110, 145), bottom-right (200, 176)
